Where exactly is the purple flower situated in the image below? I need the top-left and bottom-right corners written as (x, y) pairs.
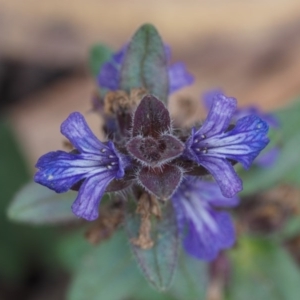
top-left (98, 47), bottom-right (126, 91)
top-left (203, 89), bottom-right (279, 168)
top-left (34, 112), bottom-right (127, 221)
top-left (203, 89), bottom-right (280, 128)
top-left (234, 107), bottom-right (279, 128)
top-left (254, 146), bottom-right (280, 167)
top-left (184, 92), bottom-right (269, 197)
top-left (168, 62), bottom-right (194, 93)
top-left (172, 177), bottom-right (239, 261)
top-left (98, 46), bottom-right (194, 94)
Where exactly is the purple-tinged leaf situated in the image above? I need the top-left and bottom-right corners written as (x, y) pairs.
top-left (132, 95), bottom-right (171, 137)
top-left (138, 165), bottom-right (182, 200)
top-left (127, 134), bottom-right (184, 167)
top-left (159, 134), bottom-right (184, 163)
top-left (127, 136), bottom-right (161, 165)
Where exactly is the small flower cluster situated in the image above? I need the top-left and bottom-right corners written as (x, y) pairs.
top-left (34, 37), bottom-right (270, 261)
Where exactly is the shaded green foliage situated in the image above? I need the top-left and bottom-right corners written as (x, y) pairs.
top-left (125, 201), bottom-right (180, 291)
top-left (240, 97), bottom-right (300, 195)
top-left (89, 43), bottom-right (113, 77)
top-left (0, 119), bottom-right (58, 280)
top-left (8, 181), bottom-right (77, 224)
top-left (229, 236), bottom-right (300, 300)
top-left (67, 231), bottom-right (207, 300)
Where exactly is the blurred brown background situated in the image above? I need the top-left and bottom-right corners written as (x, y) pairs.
top-left (1, 2), bottom-right (300, 299)
top-left (2, 0), bottom-right (300, 170)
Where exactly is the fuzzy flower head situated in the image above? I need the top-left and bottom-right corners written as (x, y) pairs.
top-left (35, 91), bottom-right (268, 222)
top-left (33, 24), bottom-right (270, 267)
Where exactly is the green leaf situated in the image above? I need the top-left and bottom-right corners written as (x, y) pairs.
top-left (0, 119), bottom-right (30, 278)
top-left (283, 165), bottom-right (300, 185)
top-left (132, 285), bottom-right (174, 300)
top-left (68, 231), bottom-right (174, 300)
top-left (170, 253), bottom-right (208, 300)
top-left (273, 98), bottom-right (300, 186)
top-left (240, 97), bottom-right (300, 195)
top-left (67, 228), bottom-right (207, 299)
top-left (120, 24), bottom-right (169, 103)
top-left (278, 215), bottom-right (300, 240)
top-left (8, 181), bottom-right (77, 224)
top-left (276, 97), bottom-right (300, 140)
top-left (240, 132), bottom-right (300, 195)
top-left (57, 230), bottom-right (92, 272)
top-left (68, 232), bottom-right (139, 300)
top-left (0, 119), bottom-right (60, 279)
top-left (89, 43), bottom-right (113, 77)
top-left (125, 201), bottom-right (180, 291)
top-left (229, 236), bottom-right (300, 300)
